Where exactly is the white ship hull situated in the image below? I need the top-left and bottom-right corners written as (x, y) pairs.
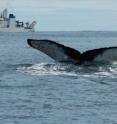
top-left (0, 27), bottom-right (34, 32)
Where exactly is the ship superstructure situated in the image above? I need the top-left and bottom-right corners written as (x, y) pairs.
top-left (0, 9), bottom-right (36, 32)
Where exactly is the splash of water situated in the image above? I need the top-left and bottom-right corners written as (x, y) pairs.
top-left (17, 63), bottom-right (78, 76)
top-left (17, 62), bottom-right (117, 79)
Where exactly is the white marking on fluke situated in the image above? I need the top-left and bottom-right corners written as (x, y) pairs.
top-left (27, 39), bottom-right (117, 64)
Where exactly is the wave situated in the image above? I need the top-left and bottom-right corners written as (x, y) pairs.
top-left (17, 62), bottom-right (117, 79)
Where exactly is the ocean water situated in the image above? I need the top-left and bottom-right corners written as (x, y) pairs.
top-left (0, 31), bottom-right (117, 124)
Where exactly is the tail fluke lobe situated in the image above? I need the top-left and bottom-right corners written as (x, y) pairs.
top-left (27, 39), bottom-right (81, 63)
top-left (81, 47), bottom-right (117, 63)
top-left (27, 39), bottom-right (33, 47)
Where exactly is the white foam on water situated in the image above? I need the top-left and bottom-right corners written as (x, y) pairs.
top-left (17, 62), bottom-right (117, 79)
top-left (87, 63), bottom-right (117, 78)
top-left (17, 63), bottom-right (77, 76)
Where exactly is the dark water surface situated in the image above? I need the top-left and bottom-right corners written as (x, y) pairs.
top-left (0, 31), bottom-right (117, 124)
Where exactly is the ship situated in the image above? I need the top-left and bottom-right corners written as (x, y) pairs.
top-left (0, 9), bottom-right (37, 32)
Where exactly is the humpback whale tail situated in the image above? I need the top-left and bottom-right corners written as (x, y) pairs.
top-left (27, 39), bottom-right (117, 64)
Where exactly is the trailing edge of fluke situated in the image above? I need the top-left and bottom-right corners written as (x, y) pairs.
top-left (27, 39), bottom-right (117, 64)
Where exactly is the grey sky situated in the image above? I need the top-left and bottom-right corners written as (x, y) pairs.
top-left (0, 0), bottom-right (117, 31)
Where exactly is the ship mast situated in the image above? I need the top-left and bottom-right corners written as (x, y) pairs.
top-left (3, 9), bottom-right (8, 18)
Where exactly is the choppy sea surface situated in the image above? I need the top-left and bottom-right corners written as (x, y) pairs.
top-left (1, 31), bottom-right (117, 124)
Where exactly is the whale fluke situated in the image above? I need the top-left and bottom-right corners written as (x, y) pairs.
top-left (27, 39), bottom-right (117, 64)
